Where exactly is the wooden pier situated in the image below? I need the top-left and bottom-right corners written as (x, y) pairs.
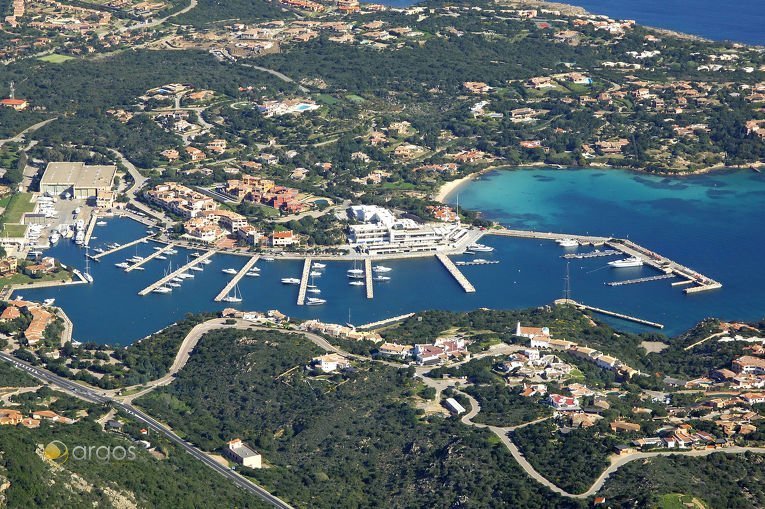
top-left (92, 236), bottom-right (152, 261)
top-left (296, 258), bottom-right (312, 305)
top-left (607, 274), bottom-right (676, 287)
top-left (214, 255), bottom-right (259, 302)
top-left (125, 243), bottom-right (174, 272)
top-left (436, 253), bottom-right (476, 293)
top-left (138, 250), bottom-right (215, 296)
top-left (561, 299), bottom-right (664, 329)
top-left (364, 258), bottom-right (373, 299)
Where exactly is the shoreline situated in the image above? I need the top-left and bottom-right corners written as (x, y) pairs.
top-left (495, 0), bottom-right (761, 47)
top-left (435, 162), bottom-right (763, 204)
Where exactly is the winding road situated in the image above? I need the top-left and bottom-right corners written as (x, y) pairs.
top-left (5, 318), bottom-right (765, 503)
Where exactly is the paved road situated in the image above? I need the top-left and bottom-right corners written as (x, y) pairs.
top-left (0, 351), bottom-right (293, 508)
top-left (239, 63), bottom-right (309, 93)
top-left (420, 363), bottom-right (765, 499)
top-left (119, 0), bottom-right (198, 33)
top-left (0, 118), bottom-right (57, 148)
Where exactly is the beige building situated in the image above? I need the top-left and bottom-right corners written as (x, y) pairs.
top-left (224, 439), bottom-right (262, 469)
top-left (39, 162), bottom-right (117, 200)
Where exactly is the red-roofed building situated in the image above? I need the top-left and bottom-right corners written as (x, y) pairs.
top-left (1, 99), bottom-right (28, 111)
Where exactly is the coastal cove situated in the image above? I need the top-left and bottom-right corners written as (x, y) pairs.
top-left (563, 0), bottom-right (765, 46)
top-left (11, 167), bottom-right (764, 345)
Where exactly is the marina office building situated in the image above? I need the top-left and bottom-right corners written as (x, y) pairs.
top-left (39, 162), bottom-right (117, 200)
top-left (347, 205), bottom-right (468, 255)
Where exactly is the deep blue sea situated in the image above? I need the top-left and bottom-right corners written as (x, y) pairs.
top-left (15, 167), bottom-right (765, 344)
top-left (565, 0), bottom-right (765, 45)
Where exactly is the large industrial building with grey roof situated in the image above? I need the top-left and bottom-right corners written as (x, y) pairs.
top-left (39, 162), bottom-right (117, 200)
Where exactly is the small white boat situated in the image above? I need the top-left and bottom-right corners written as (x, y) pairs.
top-left (245, 271), bottom-right (260, 277)
top-left (115, 262), bottom-right (130, 268)
top-left (222, 268), bottom-right (238, 275)
top-left (172, 277), bottom-right (184, 283)
top-left (373, 265), bottom-right (392, 273)
top-left (306, 297), bottom-right (326, 306)
top-left (132, 266), bottom-right (145, 271)
top-left (152, 286), bottom-right (172, 294)
top-left (168, 282), bottom-right (182, 288)
top-left (178, 272), bottom-right (194, 279)
top-left (557, 238), bottom-right (579, 248)
top-left (373, 275), bottom-right (391, 282)
top-left (189, 266), bottom-right (204, 272)
top-left (309, 271), bottom-right (322, 277)
top-left (247, 266), bottom-right (260, 272)
top-left (156, 255), bottom-right (167, 260)
top-left (190, 252), bottom-right (202, 258)
top-left (349, 281), bottom-right (364, 286)
top-left (348, 273), bottom-right (364, 279)
top-left (347, 269), bottom-right (363, 275)
top-left (313, 262), bottom-right (326, 269)
top-left (202, 259), bottom-right (212, 265)
top-left (43, 298), bottom-right (56, 306)
top-left (96, 221), bottom-right (107, 226)
top-left (307, 288), bottom-right (321, 294)
top-left (281, 277), bottom-right (301, 284)
top-left (262, 257), bottom-right (275, 262)
top-left (167, 249), bottom-right (178, 255)
top-left (93, 247), bottom-right (104, 253)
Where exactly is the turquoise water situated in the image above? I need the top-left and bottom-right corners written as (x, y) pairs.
top-left (448, 167), bottom-right (765, 334)
top-left (16, 167), bottom-right (765, 344)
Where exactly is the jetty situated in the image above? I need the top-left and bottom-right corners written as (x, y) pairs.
top-left (560, 299), bottom-right (664, 329)
top-left (487, 229), bottom-right (609, 245)
top-left (437, 253), bottom-right (476, 293)
top-left (138, 250), bottom-right (215, 296)
top-left (483, 229), bottom-right (721, 294)
top-left (214, 255), bottom-right (259, 302)
top-left (455, 259), bottom-right (500, 266)
top-left (356, 313), bottom-right (416, 330)
top-left (364, 258), bottom-right (373, 299)
top-left (605, 238), bottom-right (721, 293)
top-left (83, 214), bottom-right (98, 246)
top-left (296, 258), bottom-right (312, 305)
top-left (562, 249), bottom-right (620, 260)
top-left (607, 274), bottom-right (676, 287)
top-left (91, 235), bottom-right (152, 261)
top-left (125, 243), bottom-right (175, 272)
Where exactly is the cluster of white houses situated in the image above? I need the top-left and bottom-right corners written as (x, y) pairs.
top-left (377, 337), bottom-right (471, 365)
top-left (516, 322), bottom-right (640, 379)
top-left (347, 205), bottom-right (468, 255)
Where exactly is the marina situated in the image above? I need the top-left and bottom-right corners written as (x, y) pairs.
top-left (436, 253), bottom-right (476, 293)
top-left (125, 243), bottom-right (176, 272)
top-left (296, 258), bottom-right (312, 305)
top-left (607, 274), bottom-right (676, 287)
top-left (562, 249), bottom-right (620, 259)
top-left (138, 250), bottom-right (216, 296)
top-left (364, 258), bottom-right (373, 299)
top-left (91, 235), bottom-right (152, 260)
top-left (214, 255), bottom-right (260, 302)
